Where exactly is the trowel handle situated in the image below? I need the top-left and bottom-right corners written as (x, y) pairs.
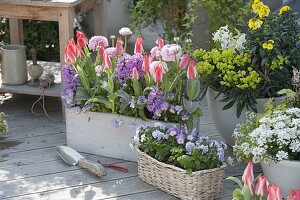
top-left (78, 159), bottom-right (107, 177)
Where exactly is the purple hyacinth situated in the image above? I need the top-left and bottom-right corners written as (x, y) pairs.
top-left (115, 53), bottom-right (144, 85)
top-left (146, 87), bottom-right (167, 120)
top-left (61, 65), bottom-right (80, 107)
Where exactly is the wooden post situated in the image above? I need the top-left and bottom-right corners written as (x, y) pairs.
top-left (58, 7), bottom-right (75, 120)
top-left (9, 18), bottom-right (24, 44)
top-left (94, 0), bottom-right (107, 36)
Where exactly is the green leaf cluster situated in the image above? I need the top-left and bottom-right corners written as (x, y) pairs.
top-left (0, 112), bottom-right (7, 135)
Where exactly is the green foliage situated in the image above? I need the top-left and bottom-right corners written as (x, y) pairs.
top-left (136, 125), bottom-right (225, 172)
top-left (0, 112), bottom-right (7, 135)
top-left (129, 0), bottom-right (187, 43)
top-left (129, 0), bottom-right (251, 47)
top-left (193, 2), bottom-right (300, 117)
top-left (185, 0), bottom-right (251, 44)
top-left (245, 7), bottom-right (300, 100)
top-left (0, 18), bottom-right (59, 61)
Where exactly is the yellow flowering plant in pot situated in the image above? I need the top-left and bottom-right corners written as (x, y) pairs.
top-left (193, 0), bottom-right (300, 117)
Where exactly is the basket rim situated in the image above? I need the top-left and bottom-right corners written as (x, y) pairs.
top-left (137, 148), bottom-right (226, 175)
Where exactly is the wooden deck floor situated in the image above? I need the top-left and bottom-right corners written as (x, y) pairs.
top-left (0, 93), bottom-right (262, 200)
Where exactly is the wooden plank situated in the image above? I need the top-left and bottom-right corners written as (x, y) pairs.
top-left (0, 132), bottom-right (66, 154)
top-left (109, 190), bottom-right (178, 200)
top-left (0, 0), bottom-right (89, 8)
top-left (0, 146), bottom-right (121, 169)
top-left (0, 83), bottom-right (61, 97)
top-left (94, 0), bottom-right (108, 36)
top-left (0, 159), bottom-right (131, 182)
top-left (0, 163), bottom-right (141, 199)
top-left (0, 61), bottom-right (62, 97)
top-left (9, 19), bottom-right (24, 45)
top-left (1, 176), bottom-right (156, 200)
top-left (0, 4), bottom-right (58, 21)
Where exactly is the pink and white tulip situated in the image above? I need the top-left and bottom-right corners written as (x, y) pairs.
top-left (187, 60), bottom-right (197, 80)
top-left (132, 67), bottom-right (139, 80)
top-left (268, 184), bottom-right (282, 200)
top-left (156, 35), bottom-right (164, 50)
top-left (142, 54), bottom-right (150, 73)
top-left (76, 30), bottom-right (88, 48)
top-left (242, 160), bottom-right (254, 195)
top-left (179, 53), bottom-right (190, 69)
top-left (287, 189), bottom-right (300, 200)
top-left (115, 37), bottom-right (124, 55)
top-left (255, 176), bottom-right (269, 197)
top-left (153, 63), bottom-right (163, 83)
top-left (134, 36), bottom-right (144, 54)
top-left (102, 52), bottom-right (112, 69)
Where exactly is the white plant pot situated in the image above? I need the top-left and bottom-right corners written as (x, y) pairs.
top-left (207, 88), bottom-right (278, 146)
top-left (66, 109), bottom-right (172, 161)
top-left (261, 160), bottom-right (300, 197)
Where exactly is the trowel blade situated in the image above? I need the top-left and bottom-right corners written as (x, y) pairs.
top-left (56, 145), bottom-right (84, 166)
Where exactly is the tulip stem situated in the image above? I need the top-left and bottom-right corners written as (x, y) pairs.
top-left (124, 36), bottom-right (127, 53)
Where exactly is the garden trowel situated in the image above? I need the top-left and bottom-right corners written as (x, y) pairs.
top-left (56, 145), bottom-right (107, 177)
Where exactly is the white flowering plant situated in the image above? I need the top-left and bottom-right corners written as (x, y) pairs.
top-left (133, 123), bottom-right (227, 173)
top-left (0, 112), bottom-right (7, 135)
top-left (233, 106), bottom-right (300, 164)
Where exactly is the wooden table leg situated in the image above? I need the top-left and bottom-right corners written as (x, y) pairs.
top-left (94, 0), bottom-right (107, 36)
top-left (58, 7), bottom-right (75, 120)
top-left (9, 19), bottom-right (24, 45)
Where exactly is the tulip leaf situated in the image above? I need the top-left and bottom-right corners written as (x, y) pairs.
top-left (85, 96), bottom-right (112, 109)
top-left (226, 177), bottom-right (243, 189)
top-left (75, 87), bottom-right (90, 101)
top-left (183, 99), bottom-right (200, 114)
top-left (187, 79), bottom-right (200, 101)
top-left (133, 79), bottom-right (142, 97)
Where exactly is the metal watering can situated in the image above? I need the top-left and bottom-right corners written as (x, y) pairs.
top-left (0, 44), bottom-right (28, 85)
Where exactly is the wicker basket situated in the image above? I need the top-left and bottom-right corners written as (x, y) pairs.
top-left (137, 149), bottom-right (226, 200)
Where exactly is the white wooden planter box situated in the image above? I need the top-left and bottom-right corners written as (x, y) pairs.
top-left (66, 109), bottom-right (171, 161)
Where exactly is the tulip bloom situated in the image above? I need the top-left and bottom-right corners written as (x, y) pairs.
top-left (102, 52), bottom-right (112, 69)
top-left (132, 67), bottom-right (139, 80)
top-left (76, 30), bottom-right (88, 48)
top-left (142, 54), bottom-right (150, 73)
top-left (242, 160), bottom-right (254, 194)
top-left (134, 36), bottom-right (143, 54)
top-left (156, 35), bottom-right (164, 50)
top-left (187, 60), bottom-right (197, 80)
top-left (64, 46), bottom-right (76, 65)
top-left (255, 176), bottom-right (269, 197)
top-left (115, 37), bottom-right (124, 55)
top-left (287, 189), bottom-right (300, 200)
top-left (179, 53), bottom-right (190, 69)
top-left (268, 184), bottom-right (282, 200)
top-left (152, 63), bottom-right (163, 83)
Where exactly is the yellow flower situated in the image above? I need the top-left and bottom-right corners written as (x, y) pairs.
top-left (262, 41), bottom-right (274, 50)
top-left (279, 5), bottom-right (291, 15)
top-left (257, 5), bottom-right (270, 18)
top-left (262, 43), bottom-right (268, 49)
top-left (248, 18), bottom-right (263, 30)
top-left (266, 43), bottom-right (273, 50)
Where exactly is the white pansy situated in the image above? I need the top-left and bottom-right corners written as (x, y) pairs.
top-left (140, 134), bottom-right (146, 142)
